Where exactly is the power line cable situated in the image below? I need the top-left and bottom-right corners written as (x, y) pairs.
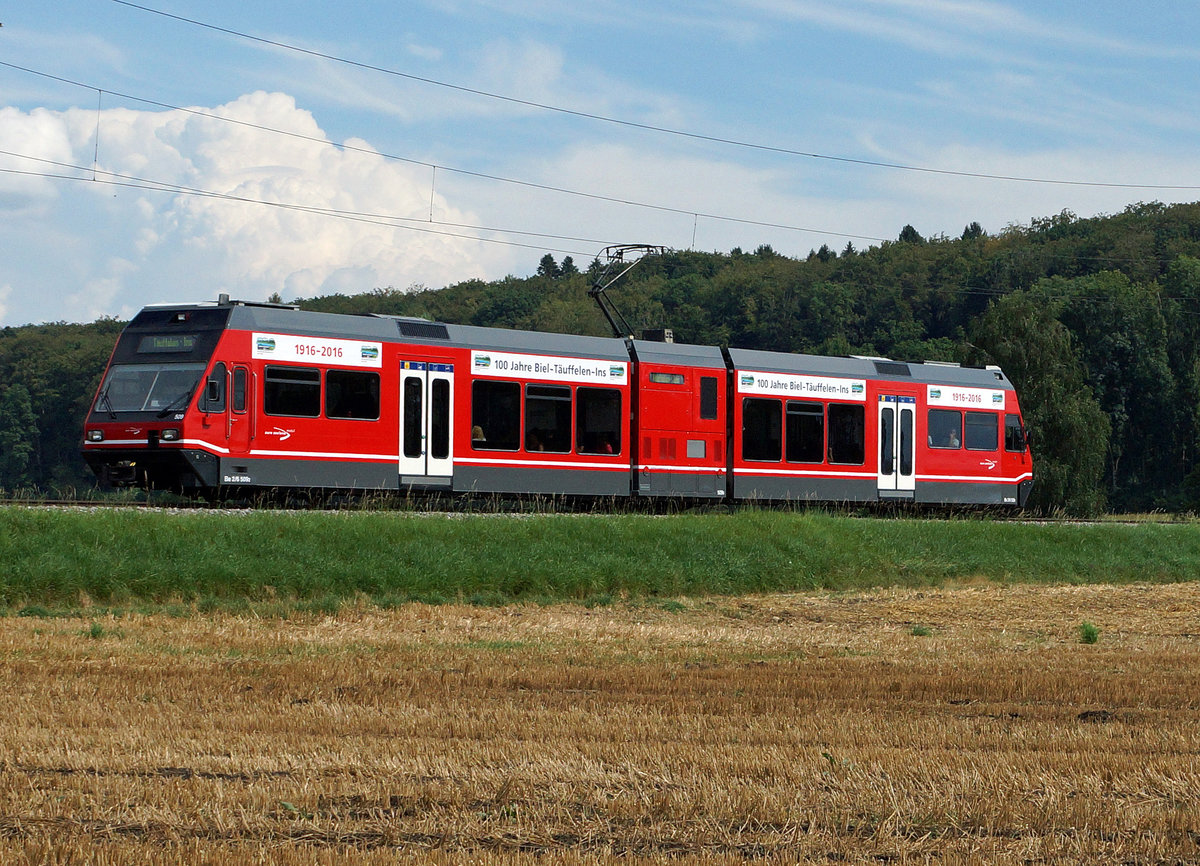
top-left (3, 65), bottom-right (1195, 276)
top-left (7, 157), bottom-right (1200, 314)
top-left (3, 141), bottom-right (1189, 277)
top-left (3, 125), bottom-right (1190, 277)
top-left (0, 151), bottom-right (601, 256)
top-left (111, 0), bottom-right (1200, 192)
top-left (0, 59), bottom-right (890, 245)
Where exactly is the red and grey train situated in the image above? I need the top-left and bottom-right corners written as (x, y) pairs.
top-left (82, 296), bottom-right (1033, 506)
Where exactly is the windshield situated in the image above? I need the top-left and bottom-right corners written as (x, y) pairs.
top-left (96, 363), bottom-right (206, 414)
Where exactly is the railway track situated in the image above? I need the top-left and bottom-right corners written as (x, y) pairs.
top-left (0, 497), bottom-right (1186, 525)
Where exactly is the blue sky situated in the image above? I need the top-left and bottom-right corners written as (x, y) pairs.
top-left (2, 0), bottom-right (1198, 326)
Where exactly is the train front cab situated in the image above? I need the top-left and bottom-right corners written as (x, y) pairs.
top-left (910, 366), bottom-right (1033, 507)
top-left (95, 303), bottom-right (453, 495)
top-left (83, 304), bottom-right (232, 491)
top-left (187, 310), bottom-right (410, 492)
top-left (725, 350), bottom-right (1033, 507)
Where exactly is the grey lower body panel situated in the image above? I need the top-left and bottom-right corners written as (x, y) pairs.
top-left (637, 469), bottom-right (727, 498)
top-left (454, 465), bottom-right (630, 497)
top-left (97, 445), bottom-right (1033, 509)
top-left (734, 475), bottom-right (1027, 506)
top-left (217, 456), bottom-right (400, 491)
top-left (733, 475), bottom-right (878, 503)
top-left (914, 481), bottom-right (1027, 506)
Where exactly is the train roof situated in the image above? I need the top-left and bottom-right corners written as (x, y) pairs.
top-left (439, 322), bottom-right (629, 360)
top-left (211, 301), bottom-right (632, 362)
top-left (725, 346), bottom-right (1013, 390)
top-left (136, 299), bottom-right (1013, 387)
top-left (632, 340), bottom-right (726, 369)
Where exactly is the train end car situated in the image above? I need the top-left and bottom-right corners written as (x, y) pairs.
top-left (82, 302), bottom-right (234, 491)
top-left (83, 298), bottom-right (412, 493)
top-left (725, 349), bottom-right (1033, 508)
top-left (83, 296), bottom-right (638, 498)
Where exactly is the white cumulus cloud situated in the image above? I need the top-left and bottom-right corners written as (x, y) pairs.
top-left (0, 92), bottom-right (516, 325)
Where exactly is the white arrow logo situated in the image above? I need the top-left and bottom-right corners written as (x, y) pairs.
top-left (265, 427), bottom-right (293, 442)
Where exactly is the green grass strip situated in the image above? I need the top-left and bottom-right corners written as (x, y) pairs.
top-left (1, 508), bottom-right (1196, 612)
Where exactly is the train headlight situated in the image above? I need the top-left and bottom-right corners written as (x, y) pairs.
top-left (160, 428), bottom-right (181, 442)
top-left (87, 430), bottom-right (105, 442)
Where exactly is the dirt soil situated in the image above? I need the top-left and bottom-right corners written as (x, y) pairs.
top-left (1, 582), bottom-right (1198, 864)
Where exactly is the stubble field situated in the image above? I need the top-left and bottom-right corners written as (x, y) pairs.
top-left (1, 581), bottom-right (1198, 865)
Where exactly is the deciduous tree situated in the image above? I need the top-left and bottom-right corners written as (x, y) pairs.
top-left (970, 291), bottom-right (1109, 515)
top-left (0, 384), bottom-right (37, 489)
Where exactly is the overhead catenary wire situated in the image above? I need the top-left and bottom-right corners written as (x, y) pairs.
top-left (4, 140), bottom-right (1193, 297)
top-left (0, 151), bottom-right (602, 258)
top-left (0, 60), bottom-right (890, 246)
top-left (2, 44), bottom-right (1197, 289)
top-left (6, 159), bottom-right (1200, 314)
top-left (110, 0), bottom-right (1200, 192)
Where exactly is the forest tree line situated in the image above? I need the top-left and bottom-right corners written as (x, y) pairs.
top-left (4, 200), bottom-right (1200, 514)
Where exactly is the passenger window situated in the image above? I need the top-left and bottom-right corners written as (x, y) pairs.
top-left (828, 403), bottom-right (865, 465)
top-left (471, 380), bottom-right (520, 451)
top-left (965, 411), bottom-right (998, 451)
top-left (525, 384), bottom-right (572, 453)
top-left (742, 397), bottom-right (782, 462)
top-left (785, 401), bottom-right (823, 463)
top-left (326, 370), bottom-right (380, 420)
top-left (700, 376), bottom-right (719, 420)
top-left (577, 388), bottom-right (622, 455)
top-left (928, 408), bottom-right (962, 449)
top-left (264, 366), bottom-right (319, 417)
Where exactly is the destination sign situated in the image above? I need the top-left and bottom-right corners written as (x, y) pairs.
top-left (137, 334), bottom-right (198, 354)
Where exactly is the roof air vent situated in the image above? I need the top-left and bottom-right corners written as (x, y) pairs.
top-left (396, 320), bottom-right (450, 340)
top-left (873, 360), bottom-right (911, 377)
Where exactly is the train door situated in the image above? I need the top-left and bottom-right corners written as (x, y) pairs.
top-left (228, 365), bottom-right (252, 455)
top-left (877, 393), bottom-right (915, 499)
top-left (398, 361), bottom-right (454, 482)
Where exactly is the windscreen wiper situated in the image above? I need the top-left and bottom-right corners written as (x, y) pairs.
top-left (156, 386), bottom-right (196, 418)
top-left (98, 387), bottom-right (117, 419)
